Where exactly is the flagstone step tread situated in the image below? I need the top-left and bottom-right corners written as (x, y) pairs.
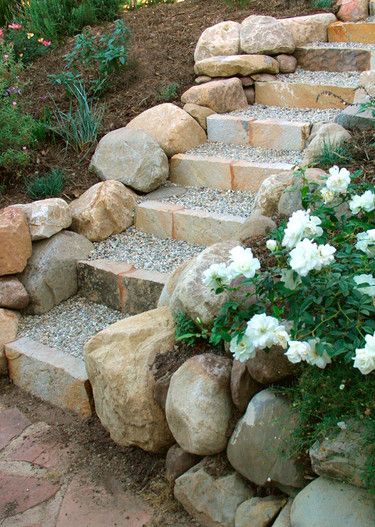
top-left (301, 41), bottom-right (375, 50)
top-left (294, 44), bottom-right (375, 72)
top-left (228, 105), bottom-right (341, 124)
top-left (135, 200), bottom-right (247, 246)
top-left (275, 70), bottom-right (360, 87)
top-left (328, 21), bottom-right (375, 44)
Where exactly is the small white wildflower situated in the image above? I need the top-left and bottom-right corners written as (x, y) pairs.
top-left (245, 313), bottom-right (290, 350)
top-left (228, 246), bottom-right (260, 280)
top-left (326, 166), bottom-right (351, 194)
top-left (339, 384), bottom-right (345, 390)
top-left (349, 190), bottom-right (375, 215)
top-left (354, 274), bottom-right (375, 298)
top-left (337, 421), bottom-right (347, 430)
top-left (266, 239), bottom-right (277, 252)
top-left (229, 334), bottom-right (256, 363)
top-left (353, 333), bottom-right (375, 375)
top-left (356, 229), bottom-right (375, 257)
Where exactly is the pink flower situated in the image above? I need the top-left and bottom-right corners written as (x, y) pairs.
top-left (42, 40), bottom-right (51, 47)
top-left (0, 28), bottom-right (4, 38)
top-left (8, 23), bottom-right (22, 30)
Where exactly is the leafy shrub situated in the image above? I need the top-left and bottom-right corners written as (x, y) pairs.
top-left (311, 0), bottom-right (334, 8)
top-left (25, 168), bottom-right (65, 199)
top-left (124, 0), bottom-right (176, 10)
top-left (157, 82), bottom-right (178, 102)
top-left (0, 0), bottom-right (21, 25)
top-left (313, 141), bottom-right (353, 168)
top-left (3, 23), bottom-right (52, 63)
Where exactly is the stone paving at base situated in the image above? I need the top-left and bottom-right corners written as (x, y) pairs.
top-left (0, 406), bottom-right (152, 527)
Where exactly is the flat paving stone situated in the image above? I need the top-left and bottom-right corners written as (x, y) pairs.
top-left (0, 408), bottom-right (31, 450)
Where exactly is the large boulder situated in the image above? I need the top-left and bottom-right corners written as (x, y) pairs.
top-left (159, 241), bottom-right (238, 325)
top-left (174, 457), bottom-right (253, 527)
top-left (309, 425), bottom-right (370, 488)
top-left (69, 181), bottom-right (136, 242)
top-left (337, 0), bottom-right (369, 22)
top-left (90, 128), bottom-right (169, 192)
top-left (231, 359), bottom-right (260, 413)
top-left (235, 496), bottom-right (286, 527)
top-left (181, 78), bottom-right (248, 114)
top-left (239, 211), bottom-right (276, 245)
top-left (290, 477), bottom-right (375, 527)
top-left (302, 123), bottom-right (352, 165)
top-left (240, 16), bottom-right (295, 55)
top-left (126, 104), bottom-right (206, 157)
top-left (13, 198), bottom-right (71, 240)
top-left (183, 103), bottom-right (215, 130)
top-left (0, 277), bottom-right (29, 310)
top-left (194, 21), bottom-right (241, 62)
top-left (165, 444), bottom-right (201, 482)
top-left (0, 308), bottom-right (19, 375)
top-left (279, 14), bottom-right (337, 46)
top-left (227, 390), bottom-right (305, 489)
top-left (84, 307), bottom-right (175, 453)
top-left (19, 231), bottom-right (93, 314)
top-left (247, 346), bottom-right (298, 384)
top-left (166, 354), bottom-right (233, 455)
top-left (194, 55), bottom-right (279, 78)
top-left (0, 207), bottom-right (32, 276)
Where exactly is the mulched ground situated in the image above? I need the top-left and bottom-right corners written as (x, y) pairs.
top-left (0, 0), bottom-right (329, 206)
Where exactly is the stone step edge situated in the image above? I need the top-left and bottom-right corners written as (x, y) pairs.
top-left (78, 259), bottom-right (170, 315)
top-left (135, 200), bottom-right (247, 246)
top-left (170, 153), bottom-right (295, 193)
top-left (206, 115), bottom-right (311, 152)
top-left (328, 21), bottom-right (375, 44)
top-left (294, 45), bottom-right (375, 72)
top-left (5, 336), bottom-right (93, 419)
top-left (254, 81), bottom-right (357, 109)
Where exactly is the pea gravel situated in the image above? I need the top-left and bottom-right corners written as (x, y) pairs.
top-left (18, 296), bottom-right (124, 359)
top-left (89, 227), bottom-right (203, 273)
top-left (229, 104), bottom-right (340, 123)
top-left (302, 41), bottom-right (375, 51)
top-left (277, 70), bottom-right (360, 87)
top-left (187, 142), bottom-right (302, 165)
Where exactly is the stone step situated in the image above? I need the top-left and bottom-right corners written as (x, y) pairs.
top-left (328, 21), bottom-right (375, 44)
top-left (135, 200), bottom-right (247, 245)
top-left (170, 153), bottom-right (294, 192)
top-left (206, 113), bottom-right (310, 151)
top-left (295, 44), bottom-right (375, 72)
top-left (255, 77), bottom-right (358, 109)
top-left (5, 337), bottom-right (93, 418)
top-left (78, 259), bottom-right (168, 314)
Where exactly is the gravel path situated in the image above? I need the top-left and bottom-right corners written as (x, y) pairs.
top-left (301, 41), bottom-right (375, 51)
top-left (187, 142), bottom-right (302, 164)
top-left (89, 227), bottom-right (203, 273)
top-left (18, 296), bottom-right (124, 359)
top-left (141, 184), bottom-right (256, 217)
top-left (277, 70), bottom-right (360, 87)
top-left (229, 104), bottom-right (340, 123)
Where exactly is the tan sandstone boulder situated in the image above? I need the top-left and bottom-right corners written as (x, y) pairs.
top-left (0, 308), bottom-right (19, 374)
top-left (183, 103), bottom-right (215, 130)
top-left (337, 0), bottom-right (368, 22)
top-left (279, 13), bottom-right (337, 46)
top-left (0, 207), bottom-right (32, 276)
top-left (194, 21), bottom-right (241, 62)
top-left (126, 104), bottom-right (206, 157)
top-left (70, 181), bottom-right (136, 242)
top-left (13, 198), bottom-right (72, 241)
top-left (302, 123), bottom-right (352, 165)
top-left (194, 55), bottom-right (279, 78)
top-left (240, 16), bottom-right (295, 55)
top-left (84, 306), bottom-right (175, 453)
top-left (181, 78), bottom-right (247, 114)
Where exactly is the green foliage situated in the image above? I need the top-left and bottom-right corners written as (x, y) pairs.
top-left (4, 25), bottom-right (52, 63)
top-left (48, 79), bottom-right (103, 154)
top-left (222, 0), bottom-right (253, 7)
top-left (0, 0), bottom-right (21, 25)
top-left (313, 141), bottom-right (353, 168)
top-left (157, 82), bottom-right (178, 102)
top-left (25, 168), bottom-right (65, 199)
top-left (311, 0), bottom-right (334, 8)
top-left (123, 0), bottom-right (176, 10)
top-left (50, 19), bottom-right (130, 97)
top-left (175, 312), bottom-right (209, 347)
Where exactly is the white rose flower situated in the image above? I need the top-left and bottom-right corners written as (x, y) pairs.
top-left (315, 243), bottom-right (336, 269)
top-left (305, 339), bottom-right (332, 369)
top-left (280, 269), bottom-right (302, 291)
top-left (353, 333), bottom-right (375, 375)
top-left (349, 190), bottom-right (375, 215)
top-left (289, 238), bottom-right (320, 277)
top-left (202, 263), bottom-right (230, 289)
top-left (282, 210), bottom-right (323, 250)
top-left (320, 187), bottom-right (335, 204)
top-left (228, 246), bottom-right (260, 279)
top-left (285, 340), bottom-right (311, 364)
top-left (356, 229), bottom-right (375, 257)
top-left (354, 274), bottom-right (375, 298)
top-left (266, 239), bottom-right (277, 252)
top-left (230, 334), bottom-right (256, 363)
top-left (245, 313), bottom-right (290, 350)
top-left (326, 166), bottom-right (351, 194)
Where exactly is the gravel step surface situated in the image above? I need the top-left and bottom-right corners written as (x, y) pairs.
top-left (229, 104), bottom-right (340, 123)
top-left (187, 142), bottom-right (302, 165)
top-left (276, 70), bottom-right (360, 87)
top-left (89, 227), bottom-right (203, 273)
top-left (141, 184), bottom-right (256, 217)
top-left (18, 296), bottom-right (124, 359)
top-left (300, 41), bottom-right (375, 51)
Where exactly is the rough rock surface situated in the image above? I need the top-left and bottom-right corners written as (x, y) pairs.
top-left (239, 211), bottom-right (276, 245)
top-left (244, 87), bottom-right (255, 105)
top-left (174, 457), bottom-right (253, 527)
top-left (194, 21), bottom-right (241, 62)
top-left (159, 241), bottom-right (237, 325)
top-left (235, 496), bottom-right (286, 527)
top-left (303, 123), bottom-right (352, 165)
top-left (181, 78), bottom-right (248, 114)
top-left (231, 360), bottom-right (260, 413)
top-left (240, 16), bottom-right (295, 55)
top-left (0, 277), bottom-right (29, 310)
top-left (183, 103), bottom-right (215, 130)
top-left (194, 55), bottom-right (279, 78)
top-left (126, 103), bottom-right (206, 157)
top-left (19, 231), bottom-right (93, 314)
top-left (273, 499), bottom-right (293, 527)
top-left (90, 128), bottom-right (169, 191)
top-left (0, 207), bottom-right (32, 276)
top-left (290, 477), bottom-right (375, 527)
top-left (247, 346), bottom-right (298, 384)
top-left (166, 354), bottom-right (233, 455)
top-left (337, 0), bottom-right (369, 22)
top-left (70, 180), bottom-right (136, 241)
top-left (13, 198), bottom-right (71, 241)
top-left (309, 425), bottom-right (370, 488)
top-left (165, 444), bottom-right (201, 482)
top-left (227, 390), bottom-right (305, 488)
top-left (84, 306), bottom-right (175, 453)
top-left (279, 14), bottom-right (337, 46)
top-left (276, 54), bottom-right (297, 74)
top-left (359, 70), bottom-right (375, 98)
top-left (0, 308), bottom-right (19, 374)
